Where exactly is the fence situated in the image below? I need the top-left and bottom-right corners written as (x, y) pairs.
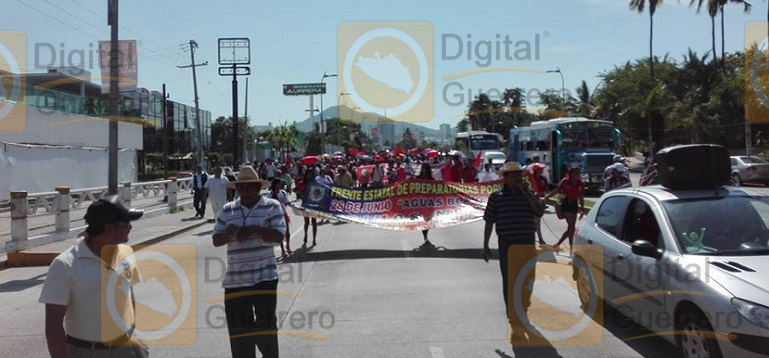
top-left (6, 177), bottom-right (193, 253)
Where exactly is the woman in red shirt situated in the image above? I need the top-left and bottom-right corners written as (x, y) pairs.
top-left (417, 163), bottom-right (435, 244)
top-left (545, 166), bottom-right (585, 253)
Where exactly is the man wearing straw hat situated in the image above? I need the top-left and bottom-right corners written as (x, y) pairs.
top-left (482, 161), bottom-right (545, 342)
top-left (212, 166), bottom-right (286, 358)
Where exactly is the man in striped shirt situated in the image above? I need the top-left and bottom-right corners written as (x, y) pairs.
top-left (482, 161), bottom-right (545, 341)
top-left (212, 166), bottom-right (286, 358)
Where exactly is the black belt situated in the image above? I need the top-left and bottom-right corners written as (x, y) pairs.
top-left (66, 329), bottom-right (134, 350)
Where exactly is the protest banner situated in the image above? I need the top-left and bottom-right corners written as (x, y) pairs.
top-left (296, 178), bottom-right (504, 231)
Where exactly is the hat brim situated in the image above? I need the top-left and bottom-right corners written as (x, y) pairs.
top-left (496, 168), bottom-right (523, 176)
top-left (124, 209), bottom-right (144, 221)
top-left (228, 179), bottom-right (270, 189)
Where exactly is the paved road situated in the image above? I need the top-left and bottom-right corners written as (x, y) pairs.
top-left (0, 202), bottom-right (680, 357)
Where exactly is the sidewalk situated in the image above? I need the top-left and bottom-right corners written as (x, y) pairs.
top-left (0, 199), bottom-right (209, 268)
top-left (0, 192), bottom-right (193, 254)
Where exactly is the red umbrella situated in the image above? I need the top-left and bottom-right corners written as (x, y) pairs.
top-left (425, 150), bottom-right (439, 158)
top-left (300, 156), bottom-right (320, 165)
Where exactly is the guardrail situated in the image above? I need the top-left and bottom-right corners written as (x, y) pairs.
top-left (6, 177), bottom-right (193, 253)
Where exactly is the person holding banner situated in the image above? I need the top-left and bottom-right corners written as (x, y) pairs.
top-left (417, 163), bottom-right (436, 244)
top-left (482, 161), bottom-right (545, 341)
top-left (301, 169), bottom-right (319, 247)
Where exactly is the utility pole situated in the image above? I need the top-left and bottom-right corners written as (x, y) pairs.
top-left (232, 64), bottom-right (239, 168)
top-left (107, 0), bottom-right (119, 195)
top-left (178, 40), bottom-right (208, 168)
top-left (162, 84), bottom-right (168, 178)
top-left (244, 77), bottom-right (249, 164)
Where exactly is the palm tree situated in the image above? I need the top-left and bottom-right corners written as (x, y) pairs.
top-left (629, 0), bottom-right (664, 79)
top-left (690, 0), bottom-right (720, 64)
top-left (575, 80), bottom-right (592, 117)
top-left (718, 0), bottom-right (751, 65)
top-left (502, 87), bottom-right (526, 125)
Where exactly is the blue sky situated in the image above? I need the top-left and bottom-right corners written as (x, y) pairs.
top-left (4, 0), bottom-right (767, 129)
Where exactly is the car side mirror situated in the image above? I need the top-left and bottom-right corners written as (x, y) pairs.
top-left (632, 240), bottom-right (662, 259)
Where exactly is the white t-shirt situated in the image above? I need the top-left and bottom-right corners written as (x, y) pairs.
top-left (39, 239), bottom-right (137, 342)
top-left (478, 170), bottom-right (499, 183)
top-left (263, 190), bottom-right (289, 214)
top-left (205, 177), bottom-right (229, 203)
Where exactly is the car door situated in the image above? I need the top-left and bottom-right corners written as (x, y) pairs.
top-left (619, 197), bottom-right (668, 332)
top-left (590, 195), bottom-right (633, 302)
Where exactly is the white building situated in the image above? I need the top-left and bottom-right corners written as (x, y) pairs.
top-left (0, 69), bottom-right (142, 201)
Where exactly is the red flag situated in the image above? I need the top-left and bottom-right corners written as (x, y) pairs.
top-left (348, 148), bottom-right (359, 156)
top-left (473, 151), bottom-right (482, 168)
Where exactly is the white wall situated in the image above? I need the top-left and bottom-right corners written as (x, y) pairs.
top-left (0, 142), bottom-right (136, 201)
top-left (0, 106), bottom-right (143, 150)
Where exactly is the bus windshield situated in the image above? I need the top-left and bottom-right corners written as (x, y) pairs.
top-left (470, 135), bottom-right (501, 150)
top-left (560, 126), bottom-right (616, 149)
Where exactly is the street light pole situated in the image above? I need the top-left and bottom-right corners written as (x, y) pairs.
top-left (547, 67), bottom-right (565, 104)
top-left (320, 72), bottom-right (337, 134)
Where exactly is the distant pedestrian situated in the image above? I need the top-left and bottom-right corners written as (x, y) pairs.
top-left (204, 166), bottom-right (229, 222)
top-left (478, 163), bottom-right (499, 183)
top-left (417, 163), bottom-right (435, 244)
top-left (212, 166), bottom-right (285, 358)
top-left (192, 165), bottom-right (208, 219)
top-left (224, 166), bottom-right (238, 202)
top-left (335, 167), bottom-right (353, 188)
top-left (482, 162), bottom-right (544, 342)
top-left (301, 169), bottom-right (318, 246)
top-left (265, 178), bottom-right (292, 256)
top-left (372, 163), bottom-right (384, 188)
top-left (280, 167), bottom-right (293, 195)
top-left (40, 196), bottom-right (148, 358)
top-left (545, 166), bottom-right (585, 254)
top-left (604, 163), bottom-right (631, 192)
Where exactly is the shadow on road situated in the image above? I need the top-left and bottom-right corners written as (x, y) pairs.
top-left (281, 247), bottom-right (497, 263)
top-left (0, 273), bottom-right (46, 293)
top-left (599, 304), bottom-right (679, 357)
top-left (510, 325), bottom-right (564, 358)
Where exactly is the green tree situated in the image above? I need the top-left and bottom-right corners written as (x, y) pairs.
top-left (575, 80), bottom-right (593, 117)
top-left (690, 0), bottom-right (719, 65)
top-left (456, 118), bottom-right (469, 133)
top-left (399, 128), bottom-right (418, 149)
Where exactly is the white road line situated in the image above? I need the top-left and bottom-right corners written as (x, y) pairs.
top-left (429, 346), bottom-right (445, 358)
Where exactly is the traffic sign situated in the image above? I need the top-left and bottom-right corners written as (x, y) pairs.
top-left (218, 66), bottom-right (250, 76)
top-left (283, 83), bottom-right (326, 96)
top-left (218, 38), bottom-right (250, 65)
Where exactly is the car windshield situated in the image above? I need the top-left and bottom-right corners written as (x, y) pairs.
top-left (470, 136), bottom-right (500, 150)
top-left (486, 153), bottom-right (505, 160)
top-left (662, 196), bottom-right (769, 256)
top-left (740, 156), bottom-right (768, 164)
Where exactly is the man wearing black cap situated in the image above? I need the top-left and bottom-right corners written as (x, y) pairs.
top-left (39, 195), bottom-right (148, 358)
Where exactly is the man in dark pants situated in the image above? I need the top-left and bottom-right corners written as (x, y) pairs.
top-left (212, 166), bottom-right (286, 358)
top-left (192, 165), bottom-right (208, 218)
top-left (483, 161), bottom-right (544, 342)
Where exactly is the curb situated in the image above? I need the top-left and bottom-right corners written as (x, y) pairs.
top-left (1, 220), bottom-right (209, 268)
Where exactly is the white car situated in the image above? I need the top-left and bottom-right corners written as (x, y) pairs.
top-left (574, 184), bottom-right (769, 358)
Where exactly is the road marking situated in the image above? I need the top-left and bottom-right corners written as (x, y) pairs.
top-left (429, 346), bottom-right (445, 358)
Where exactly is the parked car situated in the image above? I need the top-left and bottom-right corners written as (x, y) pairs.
top-left (574, 183), bottom-right (769, 358)
top-left (730, 156), bottom-right (769, 186)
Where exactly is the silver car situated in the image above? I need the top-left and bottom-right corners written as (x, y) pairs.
top-left (730, 156), bottom-right (769, 186)
top-left (574, 185), bottom-right (769, 358)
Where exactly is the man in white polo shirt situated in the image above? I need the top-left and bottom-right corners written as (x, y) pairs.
top-left (212, 166), bottom-right (286, 358)
top-left (39, 195), bottom-right (148, 358)
top-left (204, 166), bottom-right (230, 222)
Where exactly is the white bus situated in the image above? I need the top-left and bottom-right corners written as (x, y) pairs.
top-left (454, 131), bottom-right (504, 159)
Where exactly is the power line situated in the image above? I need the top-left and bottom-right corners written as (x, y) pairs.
top-left (40, 0), bottom-right (111, 36)
top-left (63, 0), bottom-right (171, 52)
top-left (13, 0), bottom-right (101, 41)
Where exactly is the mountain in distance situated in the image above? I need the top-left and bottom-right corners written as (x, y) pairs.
top-left (294, 105), bottom-right (443, 138)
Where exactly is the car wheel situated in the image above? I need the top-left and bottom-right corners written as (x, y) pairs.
top-left (573, 260), bottom-right (596, 311)
top-left (677, 310), bottom-right (723, 358)
top-left (731, 174), bottom-right (741, 187)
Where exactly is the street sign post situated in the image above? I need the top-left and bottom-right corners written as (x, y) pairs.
top-left (283, 83), bottom-right (326, 96)
top-left (218, 37), bottom-right (250, 168)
